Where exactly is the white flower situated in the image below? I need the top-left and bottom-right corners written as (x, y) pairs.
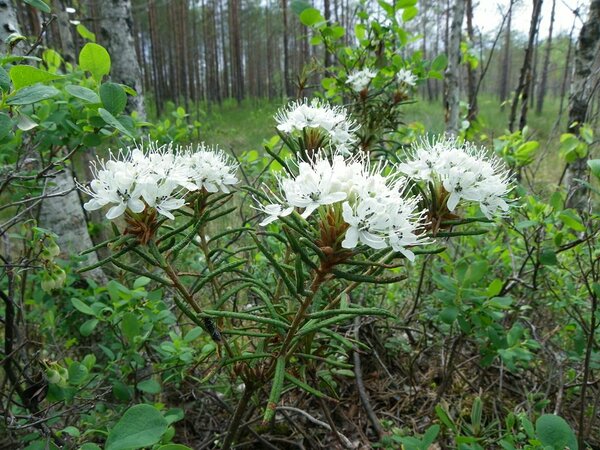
top-left (398, 136), bottom-right (512, 218)
top-left (255, 152), bottom-right (427, 258)
top-left (184, 144), bottom-right (239, 193)
top-left (256, 203), bottom-right (294, 226)
top-left (346, 68), bottom-right (377, 92)
top-left (275, 98), bottom-right (360, 153)
top-left (341, 199), bottom-right (388, 250)
top-left (396, 68), bottom-right (417, 87)
top-left (78, 142), bottom-right (238, 221)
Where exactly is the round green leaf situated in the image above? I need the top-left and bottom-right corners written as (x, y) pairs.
top-left (79, 43), bottom-right (111, 81)
top-left (68, 362), bottom-right (89, 386)
top-left (299, 8), bottom-right (324, 26)
top-left (65, 85), bottom-right (101, 103)
top-left (535, 414), bottom-right (578, 450)
top-left (105, 404), bottom-right (168, 450)
top-left (7, 84), bottom-right (59, 105)
top-left (100, 82), bottom-right (127, 115)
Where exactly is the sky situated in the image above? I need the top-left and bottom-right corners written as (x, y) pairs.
top-left (473, 0), bottom-right (584, 39)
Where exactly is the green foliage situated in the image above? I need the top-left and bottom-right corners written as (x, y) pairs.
top-left (104, 404), bottom-right (168, 450)
top-left (535, 414), bottom-right (578, 450)
top-left (79, 43), bottom-right (111, 82)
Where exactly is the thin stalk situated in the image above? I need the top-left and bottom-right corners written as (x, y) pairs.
top-left (222, 385), bottom-right (255, 450)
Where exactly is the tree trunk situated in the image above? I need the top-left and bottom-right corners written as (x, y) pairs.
top-left (465, 0), bottom-right (478, 124)
top-left (444, 0), bottom-right (465, 136)
top-left (97, 0), bottom-right (146, 118)
top-left (508, 0), bottom-right (543, 132)
top-left (536, 0), bottom-right (556, 114)
top-left (564, 0), bottom-right (600, 212)
top-left (51, 0), bottom-right (76, 64)
top-left (229, 0), bottom-right (244, 103)
top-left (558, 18), bottom-right (576, 119)
top-left (499, 1), bottom-right (513, 107)
top-left (282, 0), bottom-right (291, 97)
top-left (323, 0), bottom-right (332, 68)
top-left (39, 170), bottom-right (106, 283)
top-left (0, 0), bottom-right (25, 54)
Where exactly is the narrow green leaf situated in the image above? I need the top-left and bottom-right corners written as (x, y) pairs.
top-left (71, 298), bottom-right (96, 316)
top-left (98, 108), bottom-right (134, 138)
top-left (202, 309), bottom-right (289, 329)
top-left (76, 24), bottom-right (96, 42)
top-left (22, 0), bottom-right (51, 13)
top-left (263, 356), bottom-right (286, 423)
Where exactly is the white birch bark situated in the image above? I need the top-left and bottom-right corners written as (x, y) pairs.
top-left (444, 0), bottom-right (465, 137)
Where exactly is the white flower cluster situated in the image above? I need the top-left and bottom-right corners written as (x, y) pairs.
top-left (346, 68), bottom-right (377, 92)
top-left (396, 68), bottom-right (417, 87)
top-left (275, 98), bottom-right (359, 153)
top-left (397, 137), bottom-right (511, 218)
top-left (79, 143), bottom-right (238, 220)
top-left (257, 153), bottom-right (427, 261)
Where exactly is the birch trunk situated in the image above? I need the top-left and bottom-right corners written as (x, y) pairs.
top-left (444, 0), bottom-right (465, 137)
top-left (564, 0), bottom-right (600, 210)
top-left (97, 0), bottom-right (146, 118)
top-left (39, 169), bottom-right (106, 283)
top-left (0, 0), bottom-right (24, 54)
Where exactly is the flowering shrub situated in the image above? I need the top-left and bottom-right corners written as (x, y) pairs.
top-left (75, 95), bottom-right (512, 448)
top-left (3, 2), bottom-right (599, 449)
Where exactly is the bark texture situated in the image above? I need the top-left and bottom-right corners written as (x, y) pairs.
top-left (565, 0), bottom-right (600, 210)
top-left (0, 0), bottom-right (24, 54)
top-left (535, 0), bottom-right (556, 115)
top-left (508, 0), bottom-right (543, 132)
top-left (39, 169), bottom-right (106, 283)
top-left (444, 0), bottom-right (465, 136)
top-left (97, 0), bottom-right (146, 117)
